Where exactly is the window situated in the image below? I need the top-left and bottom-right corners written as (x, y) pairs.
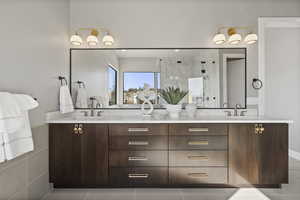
top-left (123, 72), bottom-right (160, 104)
top-left (108, 66), bottom-right (117, 105)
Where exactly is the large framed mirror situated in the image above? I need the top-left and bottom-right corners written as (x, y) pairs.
top-left (70, 48), bottom-right (246, 109)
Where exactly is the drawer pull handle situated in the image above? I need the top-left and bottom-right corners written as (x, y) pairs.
top-left (187, 155), bottom-right (209, 160)
top-left (128, 174), bottom-right (149, 178)
top-left (188, 141), bottom-right (209, 145)
top-left (188, 128), bottom-right (209, 132)
top-left (188, 173), bottom-right (208, 178)
top-left (128, 141), bottom-right (149, 146)
top-left (128, 128), bottom-right (149, 132)
top-left (78, 124), bottom-right (83, 135)
top-left (128, 156), bottom-right (148, 161)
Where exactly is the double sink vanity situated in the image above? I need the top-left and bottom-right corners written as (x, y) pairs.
top-left (48, 48), bottom-right (291, 189)
top-left (47, 111), bottom-right (291, 188)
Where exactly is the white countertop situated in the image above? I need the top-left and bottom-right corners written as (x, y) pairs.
top-left (46, 111), bottom-right (292, 124)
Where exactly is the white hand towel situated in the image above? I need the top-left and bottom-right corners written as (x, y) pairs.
top-left (0, 92), bottom-right (24, 134)
top-left (4, 111), bottom-right (34, 160)
top-left (14, 94), bottom-right (39, 111)
top-left (60, 85), bottom-right (74, 113)
top-left (75, 87), bottom-right (88, 108)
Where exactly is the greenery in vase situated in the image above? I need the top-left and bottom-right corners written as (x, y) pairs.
top-left (160, 86), bottom-right (188, 105)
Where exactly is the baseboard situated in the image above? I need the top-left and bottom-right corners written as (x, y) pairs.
top-left (289, 149), bottom-right (300, 160)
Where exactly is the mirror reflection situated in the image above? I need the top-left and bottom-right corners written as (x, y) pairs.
top-left (71, 48), bottom-right (246, 109)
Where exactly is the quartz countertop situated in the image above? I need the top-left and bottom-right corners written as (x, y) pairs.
top-left (46, 111), bottom-right (292, 124)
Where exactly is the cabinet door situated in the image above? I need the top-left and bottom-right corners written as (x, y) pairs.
top-left (229, 123), bottom-right (288, 185)
top-left (50, 124), bottom-right (108, 187)
top-left (81, 124), bottom-right (108, 186)
top-left (51, 124), bottom-right (83, 187)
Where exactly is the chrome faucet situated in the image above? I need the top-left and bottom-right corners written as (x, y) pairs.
top-left (89, 97), bottom-right (97, 117)
top-left (234, 104), bottom-right (241, 116)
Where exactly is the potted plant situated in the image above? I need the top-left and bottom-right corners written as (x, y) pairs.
top-left (161, 86), bottom-right (188, 118)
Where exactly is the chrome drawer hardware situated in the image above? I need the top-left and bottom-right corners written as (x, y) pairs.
top-left (188, 173), bottom-right (209, 178)
top-left (128, 141), bottom-right (149, 146)
top-left (254, 124), bottom-right (264, 135)
top-left (187, 155), bottom-right (209, 160)
top-left (128, 156), bottom-right (148, 161)
top-left (188, 141), bottom-right (209, 146)
top-left (128, 174), bottom-right (149, 178)
top-left (128, 128), bottom-right (150, 132)
top-left (188, 128), bottom-right (209, 132)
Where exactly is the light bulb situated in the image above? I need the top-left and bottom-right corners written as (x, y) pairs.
top-left (213, 33), bottom-right (226, 44)
top-left (102, 33), bottom-right (114, 46)
top-left (70, 33), bottom-right (83, 46)
top-left (228, 33), bottom-right (242, 45)
top-left (244, 33), bottom-right (258, 44)
top-left (86, 35), bottom-right (98, 46)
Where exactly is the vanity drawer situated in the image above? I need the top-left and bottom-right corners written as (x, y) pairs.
top-left (170, 124), bottom-right (227, 136)
top-left (169, 167), bottom-right (227, 184)
top-left (169, 151), bottom-right (227, 167)
top-left (169, 136), bottom-right (227, 150)
top-left (109, 124), bottom-right (168, 136)
top-left (109, 151), bottom-right (168, 167)
top-left (109, 167), bottom-right (168, 186)
top-left (110, 136), bottom-right (168, 150)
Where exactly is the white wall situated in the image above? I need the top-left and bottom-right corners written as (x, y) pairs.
top-left (70, 0), bottom-right (300, 100)
top-left (265, 27), bottom-right (300, 153)
top-left (72, 50), bottom-right (119, 107)
top-left (0, 0), bottom-right (69, 199)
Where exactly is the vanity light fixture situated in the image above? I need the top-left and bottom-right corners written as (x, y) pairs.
top-left (213, 27), bottom-right (258, 45)
top-left (70, 33), bottom-right (83, 46)
top-left (70, 28), bottom-right (114, 47)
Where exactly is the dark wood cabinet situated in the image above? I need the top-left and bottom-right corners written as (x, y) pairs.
top-left (228, 123), bottom-right (288, 186)
top-left (49, 124), bottom-right (108, 188)
top-left (49, 122), bottom-right (289, 188)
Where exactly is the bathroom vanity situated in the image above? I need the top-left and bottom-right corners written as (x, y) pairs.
top-left (48, 115), bottom-right (290, 188)
top-left (49, 48), bottom-right (290, 188)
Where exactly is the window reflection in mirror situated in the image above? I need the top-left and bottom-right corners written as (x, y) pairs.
top-left (108, 66), bottom-right (117, 106)
top-left (123, 72), bottom-right (160, 105)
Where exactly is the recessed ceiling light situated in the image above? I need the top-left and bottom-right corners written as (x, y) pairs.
top-left (121, 49), bottom-right (127, 52)
top-left (174, 49), bottom-right (180, 52)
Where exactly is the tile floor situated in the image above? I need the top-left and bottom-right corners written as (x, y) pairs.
top-left (42, 158), bottom-right (300, 200)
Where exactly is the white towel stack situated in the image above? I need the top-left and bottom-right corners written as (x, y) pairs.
top-left (75, 87), bottom-right (88, 108)
top-left (60, 85), bottom-right (74, 113)
top-left (0, 92), bottom-right (38, 162)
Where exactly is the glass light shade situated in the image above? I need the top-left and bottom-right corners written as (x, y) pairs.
top-left (87, 35), bottom-right (99, 46)
top-left (244, 33), bottom-right (258, 44)
top-left (70, 34), bottom-right (83, 46)
top-left (228, 33), bottom-right (242, 45)
top-left (213, 33), bottom-right (226, 44)
top-left (102, 34), bottom-right (114, 46)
